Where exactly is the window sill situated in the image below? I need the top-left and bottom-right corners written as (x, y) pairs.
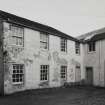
top-left (60, 51), bottom-right (67, 55)
top-left (76, 53), bottom-right (80, 56)
top-left (40, 48), bottom-right (49, 52)
top-left (40, 80), bottom-right (48, 82)
top-left (88, 51), bottom-right (96, 54)
top-left (12, 82), bottom-right (23, 85)
top-left (10, 44), bottom-right (24, 47)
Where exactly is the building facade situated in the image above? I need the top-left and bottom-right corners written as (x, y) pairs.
top-left (1, 10), bottom-right (105, 95)
top-left (0, 11), bottom-right (84, 95)
top-left (78, 30), bottom-right (105, 87)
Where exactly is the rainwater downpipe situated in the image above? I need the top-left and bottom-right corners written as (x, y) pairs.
top-left (99, 41), bottom-right (101, 86)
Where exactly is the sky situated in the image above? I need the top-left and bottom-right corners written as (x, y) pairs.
top-left (0, 0), bottom-right (105, 37)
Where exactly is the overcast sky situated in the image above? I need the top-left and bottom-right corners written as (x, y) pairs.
top-left (0, 0), bottom-right (105, 37)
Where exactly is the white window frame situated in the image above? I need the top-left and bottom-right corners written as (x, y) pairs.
top-left (60, 65), bottom-right (67, 80)
top-left (12, 64), bottom-right (24, 84)
top-left (88, 42), bottom-right (96, 52)
top-left (60, 38), bottom-right (67, 52)
top-left (40, 65), bottom-right (49, 81)
top-left (40, 32), bottom-right (49, 50)
top-left (75, 42), bottom-right (80, 54)
top-left (10, 24), bottom-right (24, 47)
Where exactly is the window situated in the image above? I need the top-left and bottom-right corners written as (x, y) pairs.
top-left (40, 65), bottom-right (49, 81)
top-left (76, 66), bottom-right (80, 69)
top-left (75, 42), bottom-right (80, 54)
top-left (61, 38), bottom-right (67, 52)
top-left (88, 42), bottom-right (96, 52)
top-left (61, 66), bottom-right (67, 79)
top-left (12, 64), bottom-right (24, 84)
top-left (40, 32), bottom-right (49, 49)
top-left (11, 25), bottom-right (24, 46)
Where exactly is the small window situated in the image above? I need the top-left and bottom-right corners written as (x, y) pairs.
top-left (11, 25), bottom-right (24, 46)
top-left (61, 38), bottom-right (67, 52)
top-left (61, 66), bottom-right (67, 79)
top-left (40, 65), bottom-right (49, 81)
top-left (76, 66), bottom-right (80, 69)
top-left (12, 64), bottom-right (24, 84)
top-left (88, 42), bottom-right (96, 52)
top-left (75, 42), bottom-right (80, 54)
top-left (40, 32), bottom-right (49, 49)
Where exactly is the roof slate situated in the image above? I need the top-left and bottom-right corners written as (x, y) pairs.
top-left (77, 27), bottom-right (105, 43)
top-left (0, 10), bottom-right (80, 42)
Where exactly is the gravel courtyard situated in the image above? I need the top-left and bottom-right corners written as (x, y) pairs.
top-left (0, 86), bottom-right (105, 105)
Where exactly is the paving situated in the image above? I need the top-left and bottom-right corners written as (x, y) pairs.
top-left (0, 86), bottom-right (105, 105)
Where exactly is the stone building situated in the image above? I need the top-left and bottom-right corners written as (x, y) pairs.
top-left (78, 28), bottom-right (105, 87)
top-left (0, 10), bottom-right (84, 95)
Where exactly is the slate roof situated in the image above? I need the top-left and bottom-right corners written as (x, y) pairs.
top-left (0, 10), bottom-right (80, 42)
top-left (77, 27), bottom-right (105, 43)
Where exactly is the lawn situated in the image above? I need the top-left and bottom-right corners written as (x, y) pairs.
top-left (0, 86), bottom-right (105, 105)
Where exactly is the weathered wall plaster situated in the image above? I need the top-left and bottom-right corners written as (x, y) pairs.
top-left (3, 22), bottom-right (84, 94)
top-left (84, 40), bottom-right (105, 86)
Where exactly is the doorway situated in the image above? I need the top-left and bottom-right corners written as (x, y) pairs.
top-left (86, 67), bottom-right (93, 86)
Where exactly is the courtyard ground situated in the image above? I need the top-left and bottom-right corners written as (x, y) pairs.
top-left (0, 86), bottom-right (105, 105)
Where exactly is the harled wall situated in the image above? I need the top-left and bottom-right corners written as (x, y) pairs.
top-left (3, 21), bottom-right (84, 94)
top-left (84, 40), bottom-right (105, 87)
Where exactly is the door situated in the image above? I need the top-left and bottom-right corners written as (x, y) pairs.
top-left (86, 67), bottom-right (93, 85)
top-left (75, 66), bottom-right (81, 82)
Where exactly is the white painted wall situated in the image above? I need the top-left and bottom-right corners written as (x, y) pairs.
top-left (3, 22), bottom-right (84, 94)
top-left (84, 40), bottom-right (105, 87)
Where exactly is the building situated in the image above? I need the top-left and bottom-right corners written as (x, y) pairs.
top-left (1, 10), bottom-right (105, 95)
top-left (0, 10), bottom-right (84, 95)
top-left (78, 28), bottom-right (105, 87)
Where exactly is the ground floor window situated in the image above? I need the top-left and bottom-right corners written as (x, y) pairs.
top-left (40, 65), bottom-right (49, 81)
top-left (12, 64), bottom-right (24, 84)
top-left (60, 66), bottom-right (67, 79)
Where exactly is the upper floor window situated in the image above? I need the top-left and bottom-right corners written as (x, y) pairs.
top-left (88, 42), bottom-right (96, 52)
top-left (75, 42), bottom-right (80, 54)
top-left (61, 38), bottom-right (67, 52)
top-left (11, 25), bottom-right (24, 46)
top-left (40, 32), bottom-right (49, 49)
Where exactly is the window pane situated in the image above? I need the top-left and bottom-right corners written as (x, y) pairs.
top-left (40, 33), bottom-right (48, 49)
top-left (75, 42), bottom-right (80, 54)
top-left (88, 42), bottom-right (96, 52)
top-left (12, 64), bottom-right (24, 84)
top-left (40, 65), bottom-right (49, 81)
top-left (61, 38), bottom-right (67, 52)
top-left (11, 25), bottom-right (24, 46)
top-left (61, 66), bottom-right (67, 79)
top-left (40, 42), bottom-right (47, 49)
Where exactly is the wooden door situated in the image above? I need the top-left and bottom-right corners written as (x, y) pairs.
top-left (75, 66), bottom-right (81, 82)
top-left (86, 67), bottom-right (93, 85)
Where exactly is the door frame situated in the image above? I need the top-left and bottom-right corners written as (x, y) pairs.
top-left (85, 67), bottom-right (93, 86)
